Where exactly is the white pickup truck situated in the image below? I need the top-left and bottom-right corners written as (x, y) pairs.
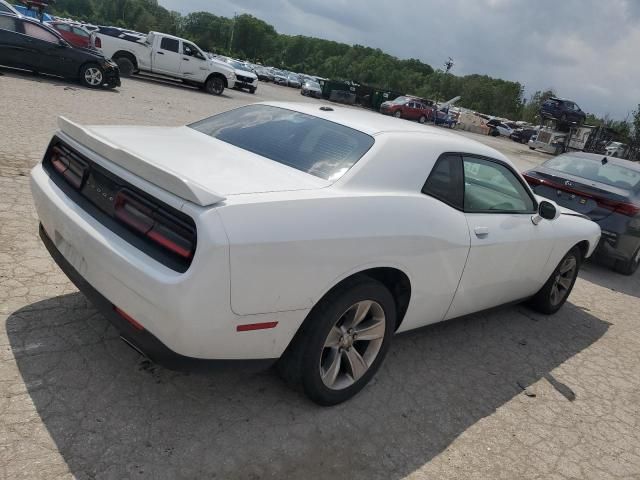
top-left (91, 30), bottom-right (236, 95)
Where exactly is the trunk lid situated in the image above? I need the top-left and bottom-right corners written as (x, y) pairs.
top-left (527, 167), bottom-right (633, 221)
top-left (58, 117), bottom-right (329, 206)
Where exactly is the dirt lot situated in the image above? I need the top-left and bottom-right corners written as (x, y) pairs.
top-left (1, 70), bottom-right (640, 480)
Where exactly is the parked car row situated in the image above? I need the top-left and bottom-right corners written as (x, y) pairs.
top-left (378, 96), bottom-right (457, 128)
top-left (0, 12), bottom-right (121, 89)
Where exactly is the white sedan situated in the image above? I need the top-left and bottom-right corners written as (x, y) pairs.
top-left (30, 103), bottom-right (601, 405)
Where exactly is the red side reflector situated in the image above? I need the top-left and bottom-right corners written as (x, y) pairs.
top-left (114, 306), bottom-right (145, 331)
top-left (236, 321), bottom-right (278, 332)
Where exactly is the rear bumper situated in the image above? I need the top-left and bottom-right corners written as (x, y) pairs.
top-left (30, 149), bottom-right (307, 361)
top-left (39, 224), bottom-right (275, 372)
top-left (594, 230), bottom-right (640, 262)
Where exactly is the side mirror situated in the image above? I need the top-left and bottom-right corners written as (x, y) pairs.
top-left (539, 200), bottom-right (557, 220)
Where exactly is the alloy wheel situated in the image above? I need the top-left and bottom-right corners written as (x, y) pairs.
top-left (84, 67), bottom-right (103, 86)
top-left (550, 255), bottom-right (577, 306)
top-left (319, 300), bottom-right (386, 390)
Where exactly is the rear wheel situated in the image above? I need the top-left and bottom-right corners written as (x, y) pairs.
top-left (277, 275), bottom-right (395, 405)
top-left (80, 63), bottom-right (104, 88)
top-left (419, 115), bottom-right (426, 124)
top-left (114, 57), bottom-right (134, 77)
top-left (614, 246), bottom-right (640, 276)
top-left (205, 76), bottom-right (225, 95)
top-left (528, 247), bottom-right (581, 314)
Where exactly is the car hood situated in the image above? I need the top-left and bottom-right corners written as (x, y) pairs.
top-left (58, 118), bottom-right (329, 206)
top-left (235, 69), bottom-right (257, 79)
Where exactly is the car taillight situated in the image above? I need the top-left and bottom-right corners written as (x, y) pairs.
top-left (50, 146), bottom-right (87, 189)
top-left (94, 36), bottom-right (101, 48)
top-left (114, 190), bottom-right (195, 259)
top-left (596, 198), bottom-right (640, 217)
top-left (522, 172), bottom-right (543, 186)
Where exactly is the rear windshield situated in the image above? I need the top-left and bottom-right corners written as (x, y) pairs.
top-left (188, 105), bottom-right (375, 181)
top-left (544, 155), bottom-right (640, 190)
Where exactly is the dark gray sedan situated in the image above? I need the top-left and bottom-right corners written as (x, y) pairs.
top-left (524, 152), bottom-right (640, 275)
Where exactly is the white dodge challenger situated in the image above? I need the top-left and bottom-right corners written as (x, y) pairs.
top-left (31, 103), bottom-right (601, 405)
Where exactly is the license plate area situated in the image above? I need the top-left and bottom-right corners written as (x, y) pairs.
top-left (54, 231), bottom-right (87, 276)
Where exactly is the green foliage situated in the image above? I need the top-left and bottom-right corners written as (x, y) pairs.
top-left (50, 0), bottom-right (531, 119)
top-left (628, 105), bottom-right (640, 147)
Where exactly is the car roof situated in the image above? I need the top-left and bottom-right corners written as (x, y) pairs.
top-left (557, 151), bottom-right (640, 171)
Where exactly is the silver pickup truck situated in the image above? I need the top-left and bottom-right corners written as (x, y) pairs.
top-left (92, 30), bottom-right (236, 95)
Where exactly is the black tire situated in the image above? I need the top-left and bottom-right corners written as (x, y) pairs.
top-left (394, 111), bottom-right (402, 119)
top-left (528, 247), bottom-right (581, 314)
top-left (205, 76), bottom-right (225, 95)
top-left (419, 116), bottom-right (426, 124)
top-left (529, 146), bottom-right (535, 150)
top-left (79, 63), bottom-right (105, 89)
top-left (114, 57), bottom-right (134, 77)
top-left (249, 87), bottom-right (256, 94)
top-left (277, 275), bottom-right (396, 406)
top-left (560, 113), bottom-right (568, 123)
top-left (614, 246), bottom-right (640, 276)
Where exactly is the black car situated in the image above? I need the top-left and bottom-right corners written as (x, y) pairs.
top-left (523, 152), bottom-right (640, 275)
top-left (0, 13), bottom-right (120, 89)
top-left (540, 97), bottom-right (586, 125)
top-left (510, 127), bottom-right (537, 144)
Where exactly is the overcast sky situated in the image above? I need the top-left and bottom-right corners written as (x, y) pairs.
top-left (159, 0), bottom-right (639, 119)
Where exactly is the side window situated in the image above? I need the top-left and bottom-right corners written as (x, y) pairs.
top-left (23, 22), bottom-right (59, 43)
top-left (422, 154), bottom-right (463, 209)
top-left (72, 27), bottom-right (89, 38)
top-left (0, 16), bottom-right (17, 32)
top-left (182, 42), bottom-right (203, 59)
top-left (160, 37), bottom-right (179, 53)
top-left (463, 156), bottom-right (535, 213)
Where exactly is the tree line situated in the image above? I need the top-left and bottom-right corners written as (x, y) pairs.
top-left (49, 0), bottom-right (638, 145)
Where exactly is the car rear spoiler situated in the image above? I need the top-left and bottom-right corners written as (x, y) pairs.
top-left (57, 116), bottom-right (226, 207)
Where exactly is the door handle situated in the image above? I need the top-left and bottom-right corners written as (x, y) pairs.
top-left (157, 51), bottom-right (164, 55)
top-left (474, 226), bottom-right (489, 237)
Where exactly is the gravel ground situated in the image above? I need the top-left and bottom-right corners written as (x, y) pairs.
top-left (1, 69), bottom-right (640, 480)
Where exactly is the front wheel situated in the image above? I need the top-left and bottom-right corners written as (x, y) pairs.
top-left (394, 111), bottom-right (402, 118)
top-left (277, 275), bottom-right (395, 405)
top-left (205, 76), bottom-right (225, 95)
top-left (249, 87), bottom-right (256, 94)
top-left (80, 63), bottom-right (105, 88)
top-left (528, 247), bottom-right (581, 314)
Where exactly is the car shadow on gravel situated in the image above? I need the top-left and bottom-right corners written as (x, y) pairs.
top-left (126, 74), bottom-right (234, 99)
top-left (7, 292), bottom-right (609, 480)
top-left (0, 67), bottom-right (119, 93)
top-left (579, 259), bottom-right (640, 299)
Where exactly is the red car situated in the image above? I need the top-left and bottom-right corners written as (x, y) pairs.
top-left (380, 96), bottom-right (434, 123)
top-left (48, 22), bottom-right (91, 48)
